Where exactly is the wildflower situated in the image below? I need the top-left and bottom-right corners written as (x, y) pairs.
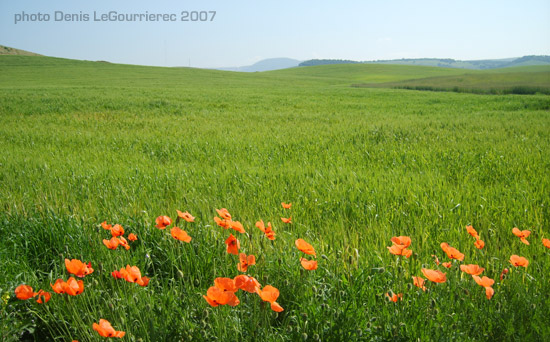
top-left (471, 275), bottom-right (494, 287)
top-left (101, 221), bottom-right (112, 230)
top-left (63, 277), bottom-right (84, 296)
top-left (485, 286), bottom-right (495, 300)
top-left (155, 215), bottom-right (172, 229)
top-left (385, 292), bottom-right (403, 302)
top-left (216, 208), bottom-right (232, 220)
top-left (510, 255), bottom-right (529, 267)
top-left (128, 233), bottom-right (138, 242)
top-left (460, 264), bottom-right (485, 276)
top-left (440, 242), bottom-right (464, 261)
top-left (234, 275), bottom-right (261, 293)
top-left (387, 244), bottom-right (412, 258)
top-left (474, 239), bottom-right (485, 249)
top-left (442, 262), bottom-right (452, 268)
top-left (214, 277), bottom-right (238, 292)
top-left (281, 217), bottom-right (292, 224)
top-left (176, 210), bottom-right (195, 223)
top-left (512, 227), bottom-right (531, 245)
top-left (256, 220), bottom-right (275, 240)
top-left (258, 285), bottom-right (284, 312)
top-left (295, 239), bottom-right (316, 257)
top-left (466, 225), bottom-right (479, 239)
top-left (35, 290), bottom-right (51, 304)
top-left (214, 216), bottom-right (231, 229)
top-left (117, 236), bottom-right (130, 250)
top-left (542, 238), bottom-right (550, 249)
top-left (15, 285), bottom-right (36, 300)
top-left (237, 253), bottom-right (256, 272)
top-left (229, 220), bottom-right (246, 234)
top-left (93, 319), bottom-right (125, 338)
top-left (282, 202), bottom-right (292, 209)
top-left (110, 224), bottom-right (124, 237)
top-left (103, 237), bottom-right (120, 250)
top-left (225, 234), bottom-right (240, 255)
top-left (118, 265), bottom-right (149, 286)
top-left (421, 268), bottom-right (447, 283)
top-left (391, 236), bottom-right (411, 248)
top-left (300, 258), bottom-right (318, 270)
top-left (500, 268), bottom-right (509, 280)
top-left (203, 286), bottom-right (239, 307)
top-left (412, 276), bottom-right (426, 291)
top-left (50, 279), bottom-right (66, 294)
top-left (170, 227), bottom-right (192, 243)
top-left (111, 270), bottom-right (123, 279)
top-left (65, 259), bottom-right (94, 277)
top-left (431, 254), bottom-right (440, 266)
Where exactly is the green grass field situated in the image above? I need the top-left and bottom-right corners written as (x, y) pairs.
top-left (1, 55), bottom-right (550, 341)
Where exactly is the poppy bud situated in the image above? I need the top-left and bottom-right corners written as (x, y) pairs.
top-left (407, 283), bottom-right (413, 290)
top-left (302, 333), bottom-right (308, 341)
top-left (313, 334), bottom-right (320, 341)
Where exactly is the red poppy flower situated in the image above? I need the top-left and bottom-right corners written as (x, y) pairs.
top-left (471, 275), bottom-right (494, 287)
top-left (300, 258), bottom-right (318, 270)
top-left (237, 253), bottom-right (256, 272)
top-left (391, 236), bottom-right (411, 248)
top-left (295, 239), bottom-right (316, 257)
top-left (385, 292), bottom-right (403, 302)
top-left (500, 268), bottom-right (509, 280)
top-left (127, 233), bottom-right (138, 242)
top-left (510, 255), bottom-right (529, 267)
top-left (412, 276), bottom-right (426, 291)
top-left (111, 270), bottom-right (123, 279)
top-left (63, 277), bottom-right (84, 296)
top-left (466, 225), bottom-right (479, 239)
top-left (15, 285), bottom-right (36, 300)
top-left (103, 237), bottom-right (120, 250)
top-left (65, 259), bottom-right (94, 277)
top-left (281, 202), bottom-right (292, 209)
top-left (229, 220), bottom-right (246, 234)
top-left (215, 208), bottom-right (232, 220)
top-left (177, 210), bottom-right (195, 223)
top-left (35, 290), bottom-right (51, 304)
top-left (460, 264), bottom-right (485, 276)
top-left (474, 239), bottom-right (485, 249)
top-left (51, 279), bottom-right (66, 294)
top-left (280, 217), bottom-right (292, 224)
top-left (234, 275), bottom-right (261, 293)
top-left (214, 216), bottom-right (231, 229)
top-left (258, 285), bottom-right (283, 312)
top-left (214, 277), bottom-right (238, 292)
top-left (110, 224), bottom-right (124, 237)
top-left (101, 221), bottom-right (112, 230)
top-left (387, 244), bottom-right (413, 258)
top-left (421, 268), bottom-right (447, 283)
top-left (255, 220), bottom-right (275, 240)
top-left (117, 236), bottom-right (130, 250)
top-left (442, 262), bottom-right (452, 268)
top-left (118, 265), bottom-right (149, 286)
top-left (440, 243), bottom-right (464, 261)
top-left (203, 286), bottom-right (240, 307)
top-left (543, 238), bottom-right (550, 249)
top-left (171, 227), bottom-right (192, 243)
top-left (485, 286), bottom-right (495, 300)
top-left (93, 319), bottom-right (125, 338)
top-left (512, 227), bottom-right (531, 245)
top-left (155, 215), bottom-right (172, 229)
top-left (225, 234), bottom-right (240, 255)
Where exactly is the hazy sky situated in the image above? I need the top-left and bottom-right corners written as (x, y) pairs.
top-left (1, 0), bottom-right (549, 68)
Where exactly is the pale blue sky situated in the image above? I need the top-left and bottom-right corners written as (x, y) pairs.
top-left (1, 0), bottom-right (548, 68)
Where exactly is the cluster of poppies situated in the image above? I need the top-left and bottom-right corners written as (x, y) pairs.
top-left (155, 210), bottom-right (195, 242)
top-left (387, 225), bottom-right (544, 301)
top-left (101, 222), bottom-right (138, 250)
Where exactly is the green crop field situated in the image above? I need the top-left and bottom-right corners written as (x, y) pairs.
top-left (1, 55), bottom-right (550, 341)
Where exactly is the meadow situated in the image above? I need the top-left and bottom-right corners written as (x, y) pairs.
top-left (1, 56), bottom-right (550, 341)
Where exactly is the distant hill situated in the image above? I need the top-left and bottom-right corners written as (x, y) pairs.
top-left (217, 58), bottom-right (301, 72)
top-left (300, 56), bottom-right (550, 70)
top-left (0, 45), bottom-right (42, 56)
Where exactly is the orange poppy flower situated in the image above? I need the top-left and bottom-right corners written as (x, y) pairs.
top-left (281, 217), bottom-right (292, 224)
top-left (466, 225), bottom-right (479, 239)
top-left (216, 208), bottom-right (232, 220)
top-left (440, 243), bottom-right (465, 261)
top-left (431, 254), bottom-right (441, 266)
top-left (442, 262), bottom-right (452, 268)
top-left (387, 244), bottom-right (412, 258)
top-left (512, 227), bottom-right (531, 245)
top-left (127, 233), bottom-right (138, 242)
top-left (256, 220), bottom-right (275, 240)
top-left (51, 279), bottom-right (65, 294)
top-left (412, 276), bottom-right (426, 291)
top-left (111, 270), bottom-right (123, 279)
top-left (385, 292), bottom-right (403, 302)
top-left (237, 253), bottom-right (256, 272)
top-left (93, 319), bottom-right (125, 338)
top-left (214, 216), bottom-right (230, 229)
top-left (214, 277), bottom-right (238, 292)
top-left (500, 268), bottom-right (509, 280)
top-left (35, 290), bottom-right (51, 304)
top-left (391, 236), bottom-right (411, 248)
top-left (281, 202), bottom-right (292, 209)
top-left (65, 259), bottom-right (94, 277)
top-left (421, 268), bottom-right (447, 283)
top-left (118, 265), bottom-right (149, 286)
top-left (101, 221), bottom-right (112, 230)
top-left (155, 215), bottom-right (172, 229)
top-left (176, 210), bottom-right (195, 223)
top-left (117, 236), bottom-right (130, 250)
top-left (510, 255), bottom-right (529, 267)
top-left (103, 237), bottom-right (120, 250)
top-left (234, 275), bottom-right (261, 293)
top-left (295, 239), bottom-right (316, 257)
top-left (229, 220), bottom-right (246, 234)
top-left (63, 277), bottom-right (84, 296)
top-left (171, 227), bottom-right (192, 243)
top-left (203, 286), bottom-right (240, 307)
top-left (15, 285), bottom-right (36, 300)
top-left (471, 275), bottom-right (494, 287)
top-left (300, 258), bottom-right (318, 270)
top-left (258, 285), bottom-right (284, 312)
top-left (543, 238), bottom-right (550, 249)
top-left (225, 234), bottom-right (240, 255)
top-left (110, 224), bottom-right (124, 237)
top-left (474, 239), bottom-right (485, 249)
top-left (460, 264), bottom-right (485, 276)
top-left (485, 286), bottom-right (495, 300)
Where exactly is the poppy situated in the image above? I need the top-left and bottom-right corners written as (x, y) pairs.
top-left (412, 276), bottom-right (426, 291)
top-left (101, 221), bottom-right (112, 230)
top-left (442, 262), bottom-right (452, 268)
top-left (15, 285), bottom-right (36, 300)
top-left (474, 239), bottom-right (485, 249)
top-left (229, 220), bottom-right (246, 234)
top-left (103, 237), bottom-right (120, 250)
top-left (431, 254), bottom-right (441, 266)
top-left (237, 253), bottom-right (256, 272)
top-left (63, 277), bottom-right (84, 296)
top-left (65, 259), bottom-right (94, 277)
top-left (225, 234), bottom-right (240, 255)
top-left (35, 290), bottom-right (51, 304)
top-left (110, 224), bottom-right (124, 237)
top-left (171, 227), bottom-right (192, 243)
top-left (50, 279), bottom-right (66, 294)
top-left (256, 220), bottom-right (275, 240)
top-left (543, 238), bottom-right (550, 249)
top-left (214, 216), bottom-right (231, 229)
top-left (117, 236), bottom-right (130, 250)
top-left (128, 233), bottom-right (138, 242)
top-left (216, 208), bottom-right (232, 220)
top-left (111, 270), bottom-right (123, 279)
top-left (93, 319), bottom-right (125, 338)
top-left (300, 258), bottom-right (318, 270)
top-left (460, 264), bottom-right (485, 276)
top-left (177, 210), bottom-right (195, 223)
top-left (203, 286), bottom-right (239, 307)
top-left (485, 286), bottom-right (495, 300)
top-left (281, 202), bottom-right (292, 209)
top-left (258, 285), bottom-right (283, 312)
top-left (421, 268), bottom-right (447, 283)
top-left (512, 227), bottom-right (531, 245)
top-left (510, 255), bottom-right (529, 267)
top-left (281, 217), bottom-right (292, 224)
top-left (385, 292), bottom-right (403, 302)
top-left (391, 236), bottom-right (411, 248)
top-left (440, 243), bottom-right (465, 261)
top-left (214, 277), bottom-right (238, 292)
top-left (234, 275), bottom-right (261, 293)
top-left (295, 239), bottom-right (316, 257)
top-left (500, 268), bottom-right (509, 280)
top-left (466, 225), bottom-right (479, 239)
top-left (387, 244), bottom-right (412, 258)
top-left (155, 215), bottom-right (172, 229)
top-left (471, 275), bottom-right (494, 287)
top-left (119, 265), bottom-right (149, 286)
